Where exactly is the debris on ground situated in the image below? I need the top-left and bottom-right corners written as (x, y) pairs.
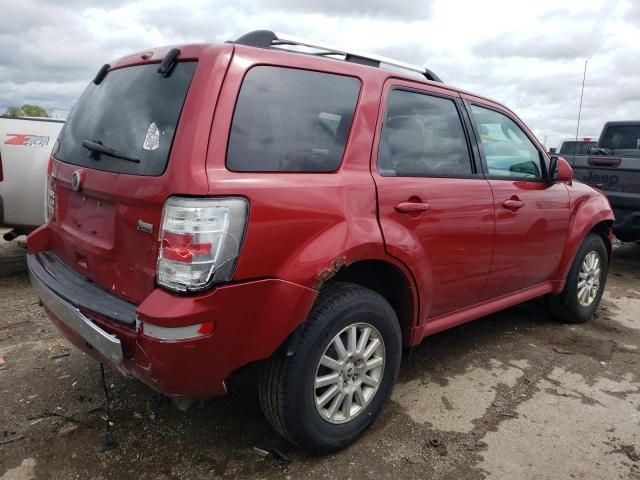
top-left (0, 432), bottom-right (24, 445)
top-left (253, 447), bottom-right (291, 463)
top-left (253, 447), bottom-right (270, 457)
top-left (551, 346), bottom-right (574, 355)
top-left (58, 424), bottom-right (80, 436)
top-left (427, 437), bottom-right (448, 456)
top-left (50, 351), bottom-right (70, 360)
top-left (27, 411), bottom-right (93, 428)
top-left (428, 438), bottom-right (443, 448)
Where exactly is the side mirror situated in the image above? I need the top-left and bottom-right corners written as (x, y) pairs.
top-left (549, 156), bottom-right (573, 184)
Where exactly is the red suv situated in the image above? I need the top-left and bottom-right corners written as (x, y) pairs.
top-left (27, 30), bottom-right (614, 453)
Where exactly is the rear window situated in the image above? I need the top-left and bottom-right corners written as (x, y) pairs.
top-left (55, 62), bottom-right (196, 176)
top-left (227, 66), bottom-right (360, 172)
top-left (599, 125), bottom-right (640, 150)
top-left (559, 141), bottom-right (597, 155)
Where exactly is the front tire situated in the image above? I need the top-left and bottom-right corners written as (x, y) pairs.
top-left (259, 282), bottom-right (402, 454)
top-left (548, 233), bottom-right (609, 323)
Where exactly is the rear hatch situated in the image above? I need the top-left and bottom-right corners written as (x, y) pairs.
top-left (48, 45), bottom-right (231, 305)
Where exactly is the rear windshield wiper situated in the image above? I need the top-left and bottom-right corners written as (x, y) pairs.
top-left (82, 140), bottom-right (140, 163)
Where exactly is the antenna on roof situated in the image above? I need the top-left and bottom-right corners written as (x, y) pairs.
top-left (573, 60), bottom-right (588, 162)
top-left (232, 30), bottom-right (443, 83)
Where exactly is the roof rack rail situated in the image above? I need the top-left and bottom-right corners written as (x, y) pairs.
top-left (232, 30), bottom-right (443, 83)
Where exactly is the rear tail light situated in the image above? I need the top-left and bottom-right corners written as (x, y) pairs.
top-left (46, 159), bottom-right (56, 222)
top-left (157, 197), bottom-right (248, 293)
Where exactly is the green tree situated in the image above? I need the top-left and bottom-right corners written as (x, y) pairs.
top-left (4, 104), bottom-right (49, 118)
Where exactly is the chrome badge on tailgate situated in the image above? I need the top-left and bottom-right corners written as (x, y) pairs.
top-left (4, 133), bottom-right (50, 147)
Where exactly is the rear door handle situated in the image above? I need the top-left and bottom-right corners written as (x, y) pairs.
top-left (502, 198), bottom-right (525, 211)
top-left (395, 202), bottom-right (431, 214)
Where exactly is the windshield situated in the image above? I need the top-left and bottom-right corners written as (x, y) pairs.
top-left (55, 61), bottom-right (196, 176)
top-left (599, 125), bottom-right (640, 150)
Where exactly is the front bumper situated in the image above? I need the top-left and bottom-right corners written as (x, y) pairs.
top-left (27, 250), bottom-right (317, 399)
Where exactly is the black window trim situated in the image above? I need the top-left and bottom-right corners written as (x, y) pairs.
top-left (224, 64), bottom-right (363, 174)
top-left (463, 99), bottom-right (550, 184)
top-left (375, 86), bottom-right (483, 180)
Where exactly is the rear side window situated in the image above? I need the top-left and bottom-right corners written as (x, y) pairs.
top-left (599, 125), bottom-right (640, 150)
top-left (227, 66), bottom-right (360, 172)
top-left (55, 62), bottom-right (196, 176)
top-left (378, 89), bottom-right (472, 177)
top-left (470, 105), bottom-right (542, 180)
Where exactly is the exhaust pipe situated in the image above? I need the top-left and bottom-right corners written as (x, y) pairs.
top-left (2, 229), bottom-right (24, 241)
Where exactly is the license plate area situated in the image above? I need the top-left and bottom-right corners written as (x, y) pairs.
top-left (58, 188), bottom-right (116, 247)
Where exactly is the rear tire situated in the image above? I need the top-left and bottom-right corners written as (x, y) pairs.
top-left (259, 282), bottom-right (402, 454)
top-left (548, 233), bottom-right (608, 324)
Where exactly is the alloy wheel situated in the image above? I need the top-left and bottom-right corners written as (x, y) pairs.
top-left (314, 323), bottom-right (385, 424)
top-left (577, 250), bottom-right (602, 307)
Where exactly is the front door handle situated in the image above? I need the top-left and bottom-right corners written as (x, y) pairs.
top-left (503, 198), bottom-right (525, 211)
top-left (395, 202), bottom-right (431, 214)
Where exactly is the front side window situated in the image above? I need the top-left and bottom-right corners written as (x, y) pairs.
top-left (227, 66), bottom-right (360, 172)
top-left (470, 105), bottom-right (542, 180)
top-left (378, 90), bottom-right (472, 177)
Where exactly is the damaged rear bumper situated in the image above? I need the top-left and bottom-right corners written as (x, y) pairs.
top-left (27, 250), bottom-right (318, 400)
top-left (30, 263), bottom-right (124, 364)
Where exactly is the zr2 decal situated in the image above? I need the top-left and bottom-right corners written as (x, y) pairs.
top-left (4, 134), bottom-right (50, 147)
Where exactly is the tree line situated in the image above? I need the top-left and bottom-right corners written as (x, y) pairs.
top-left (2, 104), bottom-right (49, 118)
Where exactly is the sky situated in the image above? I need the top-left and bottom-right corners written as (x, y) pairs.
top-left (0, 0), bottom-right (638, 147)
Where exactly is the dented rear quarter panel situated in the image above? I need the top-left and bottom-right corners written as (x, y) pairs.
top-left (204, 46), bottom-right (406, 290)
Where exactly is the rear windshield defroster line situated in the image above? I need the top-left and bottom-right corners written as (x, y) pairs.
top-left (55, 61), bottom-right (197, 176)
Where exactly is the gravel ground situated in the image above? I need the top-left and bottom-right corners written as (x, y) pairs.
top-left (1, 230), bottom-right (639, 480)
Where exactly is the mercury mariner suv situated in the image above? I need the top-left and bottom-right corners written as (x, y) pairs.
top-left (27, 30), bottom-right (614, 453)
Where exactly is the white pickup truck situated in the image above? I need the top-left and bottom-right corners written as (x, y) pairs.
top-left (0, 116), bottom-right (64, 240)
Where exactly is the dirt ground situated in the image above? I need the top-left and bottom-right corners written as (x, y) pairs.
top-left (1, 230), bottom-right (639, 480)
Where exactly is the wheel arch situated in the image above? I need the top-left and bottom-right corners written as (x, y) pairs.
top-left (589, 220), bottom-right (614, 261)
top-left (322, 259), bottom-right (417, 347)
top-left (556, 209), bottom-right (614, 291)
top-left (277, 255), bottom-right (419, 358)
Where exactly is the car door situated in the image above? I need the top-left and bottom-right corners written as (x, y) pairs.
top-left (372, 81), bottom-right (495, 320)
top-left (465, 101), bottom-right (570, 299)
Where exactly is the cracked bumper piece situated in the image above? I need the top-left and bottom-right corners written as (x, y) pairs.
top-left (28, 251), bottom-right (317, 399)
top-left (29, 256), bottom-right (124, 364)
